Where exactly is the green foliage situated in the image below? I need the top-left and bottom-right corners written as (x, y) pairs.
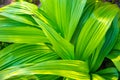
top-left (0, 0), bottom-right (120, 80)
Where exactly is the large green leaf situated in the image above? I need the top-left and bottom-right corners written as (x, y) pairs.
top-left (0, 2), bottom-right (40, 27)
top-left (0, 1), bottom-right (40, 24)
top-left (36, 75), bottom-right (59, 80)
top-left (40, 0), bottom-right (87, 40)
top-left (33, 17), bottom-right (74, 60)
top-left (0, 43), bottom-right (60, 79)
top-left (0, 15), bottom-right (29, 27)
top-left (6, 75), bottom-right (39, 80)
top-left (113, 29), bottom-right (120, 50)
top-left (0, 1), bottom-right (38, 15)
top-left (76, 4), bottom-right (119, 60)
top-left (71, 2), bottom-right (95, 44)
top-left (0, 3), bottom-right (50, 44)
top-left (0, 26), bottom-right (48, 43)
top-left (0, 60), bottom-right (90, 80)
top-left (4, 2), bottom-right (59, 33)
top-left (7, 75), bottom-right (59, 80)
top-left (0, 13), bottom-right (37, 26)
top-left (0, 43), bottom-right (58, 70)
top-left (92, 74), bottom-right (105, 80)
top-left (89, 15), bottom-right (119, 71)
top-left (0, 1), bottom-right (119, 80)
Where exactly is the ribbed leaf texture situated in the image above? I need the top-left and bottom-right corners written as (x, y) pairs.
top-left (0, 0), bottom-right (119, 80)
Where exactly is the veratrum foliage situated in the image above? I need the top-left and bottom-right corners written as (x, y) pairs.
top-left (0, 0), bottom-right (119, 80)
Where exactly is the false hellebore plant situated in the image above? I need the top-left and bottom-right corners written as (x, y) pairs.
top-left (0, 0), bottom-right (119, 80)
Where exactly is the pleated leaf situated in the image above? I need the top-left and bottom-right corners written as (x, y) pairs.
top-left (89, 15), bottom-right (119, 71)
top-left (40, 0), bottom-right (87, 40)
top-left (6, 75), bottom-right (39, 80)
top-left (0, 2), bottom-right (39, 26)
top-left (33, 17), bottom-right (74, 60)
top-left (6, 74), bottom-right (59, 80)
top-left (71, 2), bottom-right (95, 44)
top-left (0, 60), bottom-right (90, 80)
top-left (0, 3), bottom-right (51, 44)
top-left (0, 26), bottom-right (49, 43)
top-left (0, 2), bottom-right (36, 15)
top-left (76, 4), bottom-right (119, 60)
top-left (0, 43), bottom-right (59, 70)
top-left (0, 13), bottom-right (37, 26)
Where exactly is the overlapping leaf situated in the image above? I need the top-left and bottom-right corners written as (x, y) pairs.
top-left (89, 15), bottom-right (119, 71)
top-left (0, 11), bottom-right (37, 26)
top-left (76, 4), bottom-right (119, 60)
top-left (40, 0), bottom-right (87, 40)
top-left (0, 60), bottom-right (90, 80)
top-left (71, 2), bottom-right (95, 44)
top-left (0, 0), bottom-right (119, 80)
top-left (0, 3), bottom-right (49, 44)
top-left (33, 17), bottom-right (74, 60)
top-left (0, 26), bottom-right (48, 43)
top-left (0, 43), bottom-right (59, 70)
top-left (93, 68), bottom-right (119, 80)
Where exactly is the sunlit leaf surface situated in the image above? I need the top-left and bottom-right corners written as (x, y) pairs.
top-left (0, 0), bottom-right (119, 80)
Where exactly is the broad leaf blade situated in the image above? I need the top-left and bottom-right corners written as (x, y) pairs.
top-left (0, 13), bottom-right (37, 26)
top-left (0, 17), bottom-right (48, 43)
top-left (33, 17), bottom-right (74, 60)
top-left (71, 2), bottom-right (95, 44)
top-left (0, 27), bottom-right (48, 43)
top-left (40, 0), bottom-right (87, 40)
top-left (76, 4), bottom-right (119, 60)
top-left (89, 15), bottom-right (119, 71)
top-left (0, 43), bottom-right (58, 70)
top-left (0, 2), bottom-right (39, 26)
top-left (0, 60), bottom-right (90, 80)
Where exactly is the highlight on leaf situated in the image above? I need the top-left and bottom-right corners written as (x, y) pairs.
top-left (0, 0), bottom-right (120, 80)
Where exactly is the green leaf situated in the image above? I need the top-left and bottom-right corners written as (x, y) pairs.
top-left (89, 14), bottom-right (119, 71)
top-left (76, 4), bottom-right (119, 60)
top-left (33, 17), bottom-right (74, 60)
top-left (0, 16), bottom-right (29, 27)
top-left (0, 2), bottom-right (60, 42)
top-left (113, 32), bottom-right (120, 50)
top-left (0, 1), bottom-right (119, 80)
top-left (0, 1), bottom-right (38, 15)
top-left (0, 26), bottom-right (48, 43)
top-left (0, 43), bottom-right (58, 70)
top-left (0, 13), bottom-right (37, 26)
top-left (0, 60), bottom-right (90, 80)
top-left (71, 2), bottom-right (95, 44)
top-left (92, 74), bottom-right (105, 80)
top-left (107, 51), bottom-right (120, 72)
top-left (40, 0), bottom-right (87, 40)
top-left (67, 0), bottom-right (87, 41)
top-left (36, 75), bottom-right (59, 80)
top-left (0, 18), bottom-right (48, 43)
top-left (0, 2), bottom-right (39, 26)
top-left (6, 75), bottom-right (39, 80)
top-left (7, 75), bottom-right (59, 80)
